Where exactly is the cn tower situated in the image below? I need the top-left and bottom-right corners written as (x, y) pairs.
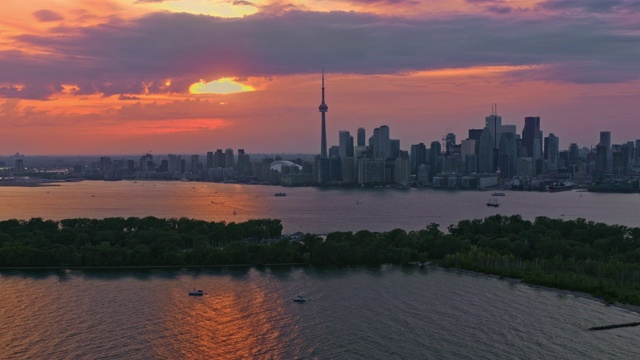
top-left (319, 68), bottom-right (328, 158)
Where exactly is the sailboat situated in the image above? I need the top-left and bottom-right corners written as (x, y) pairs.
top-left (486, 197), bottom-right (500, 207)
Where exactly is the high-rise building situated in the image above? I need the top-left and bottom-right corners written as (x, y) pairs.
top-left (410, 143), bottom-right (427, 175)
top-left (357, 128), bottom-right (366, 147)
top-left (319, 69), bottom-right (328, 158)
top-left (546, 133), bottom-right (559, 171)
top-left (485, 114), bottom-right (502, 150)
top-left (478, 129), bottom-right (494, 173)
top-left (206, 151), bottom-right (214, 169)
top-left (445, 133), bottom-right (456, 154)
top-left (599, 131), bottom-right (612, 173)
top-left (213, 149), bottom-right (225, 168)
top-left (390, 139), bottom-right (400, 159)
top-left (339, 130), bottom-right (351, 158)
top-left (372, 125), bottom-right (390, 159)
top-left (522, 116), bottom-right (542, 159)
top-left (190, 155), bottom-right (199, 174)
top-left (224, 148), bottom-right (234, 168)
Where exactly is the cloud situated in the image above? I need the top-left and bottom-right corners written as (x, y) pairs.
top-left (232, 0), bottom-right (255, 5)
top-left (4, 8), bottom-right (640, 100)
top-left (537, 0), bottom-right (638, 14)
top-left (32, 9), bottom-right (64, 22)
top-left (118, 94), bottom-right (142, 100)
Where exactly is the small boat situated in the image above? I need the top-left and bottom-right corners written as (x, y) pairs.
top-left (486, 197), bottom-right (500, 207)
top-left (189, 289), bottom-right (205, 296)
top-left (491, 192), bottom-right (506, 196)
top-left (274, 192), bottom-right (287, 197)
top-left (293, 295), bottom-right (306, 303)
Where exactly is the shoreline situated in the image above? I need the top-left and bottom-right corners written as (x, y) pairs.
top-left (442, 266), bottom-right (640, 317)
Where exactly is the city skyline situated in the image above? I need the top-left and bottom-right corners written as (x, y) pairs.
top-left (2, 1), bottom-right (640, 155)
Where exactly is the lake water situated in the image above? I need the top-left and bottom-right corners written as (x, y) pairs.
top-left (1, 266), bottom-right (639, 359)
top-left (1, 181), bottom-right (640, 359)
top-left (0, 180), bottom-right (639, 233)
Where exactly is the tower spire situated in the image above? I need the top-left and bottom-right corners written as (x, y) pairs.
top-left (319, 68), bottom-right (328, 158)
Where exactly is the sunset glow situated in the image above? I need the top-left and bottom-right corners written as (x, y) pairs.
top-left (0, 0), bottom-right (639, 155)
top-left (189, 78), bottom-right (256, 95)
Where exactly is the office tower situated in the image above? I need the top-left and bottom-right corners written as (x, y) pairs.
top-left (140, 154), bottom-right (153, 173)
top-left (14, 159), bottom-right (24, 174)
top-left (499, 133), bottom-right (518, 178)
top-left (373, 125), bottom-right (390, 159)
top-left (213, 149), bottom-right (225, 168)
top-left (522, 116), bottom-right (542, 159)
top-left (329, 146), bottom-right (340, 158)
top-left (445, 133), bottom-right (456, 154)
top-left (546, 133), bottom-right (559, 171)
top-left (339, 130), bottom-right (351, 158)
top-left (635, 140), bottom-right (640, 165)
top-left (485, 114), bottom-right (502, 150)
top-left (429, 141), bottom-right (441, 165)
top-left (190, 155), bottom-right (199, 174)
top-left (206, 151), bottom-right (214, 169)
top-left (224, 148), bottom-right (234, 168)
top-left (319, 69), bottom-right (328, 158)
top-left (460, 139), bottom-right (476, 170)
top-left (599, 131), bottom-right (611, 150)
top-left (357, 128), bottom-right (366, 147)
top-left (348, 136), bottom-right (354, 157)
top-left (569, 143), bottom-right (579, 164)
top-left (410, 143), bottom-right (427, 175)
top-left (478, 129), bottom-right (494, 173)
top-left (168, 154), bottom-right (180, 173)
top-left (390, 139), bottom-right (400, 159)
top-left (599, 131), bottom-right (611, 173)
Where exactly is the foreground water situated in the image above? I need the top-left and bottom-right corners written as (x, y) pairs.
top-left (1, 266), bottom-right (639, 359)
top-left (2, 181), bottom-right (639, 359)
top-left (1, 180), bottom-right (639, 233)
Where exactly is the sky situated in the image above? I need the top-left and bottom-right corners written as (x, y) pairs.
top-left (1, 0), bottom-right (639, 155)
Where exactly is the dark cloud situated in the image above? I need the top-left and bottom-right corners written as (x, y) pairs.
top-left (32, 9), bottom-right (64, 22)
top-left (3, 9), bottom-right (640, 99)
top-left (538, 0), bottom-right (639, 13)
top-left (232, 0), bottom-right (255, 5)
top-left (118, 94), bottom-right (142, 100)
top-left (486, 5), bottom-right (512, 14)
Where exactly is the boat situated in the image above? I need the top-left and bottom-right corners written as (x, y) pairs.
top-left (274, 192), bottom-right (287, 197)
top-left (189, 289), bottom-right (204, 296)
top-left (486, 198), bottom-right (500, 207)
top-left (293, 295), bottom-right (306, 302)
top-left (491, 192), bottom-right (506, 196)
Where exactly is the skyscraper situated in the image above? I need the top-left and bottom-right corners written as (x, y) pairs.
top-left (339, 130), bottom-right (351, 158)
top-left (522, 116), bottom-right (542, 159)
top-left (319, 69), bottom-right (328, 158)
top-left (357, 128), bottom-right (366, 147)
top-left (372, 125), bottom-right (390, 159)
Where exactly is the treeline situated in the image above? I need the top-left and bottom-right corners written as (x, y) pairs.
top-left (2, 215), bottom-right (640, 305)
top-left (0, 217), bottom-right (284, 267)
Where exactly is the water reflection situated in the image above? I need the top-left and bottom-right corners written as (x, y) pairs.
top-left (156, 269), bottom-right (295, 358)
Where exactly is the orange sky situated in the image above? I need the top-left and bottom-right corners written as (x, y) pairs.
top-left (1, 0), bottom-right (639, 155)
